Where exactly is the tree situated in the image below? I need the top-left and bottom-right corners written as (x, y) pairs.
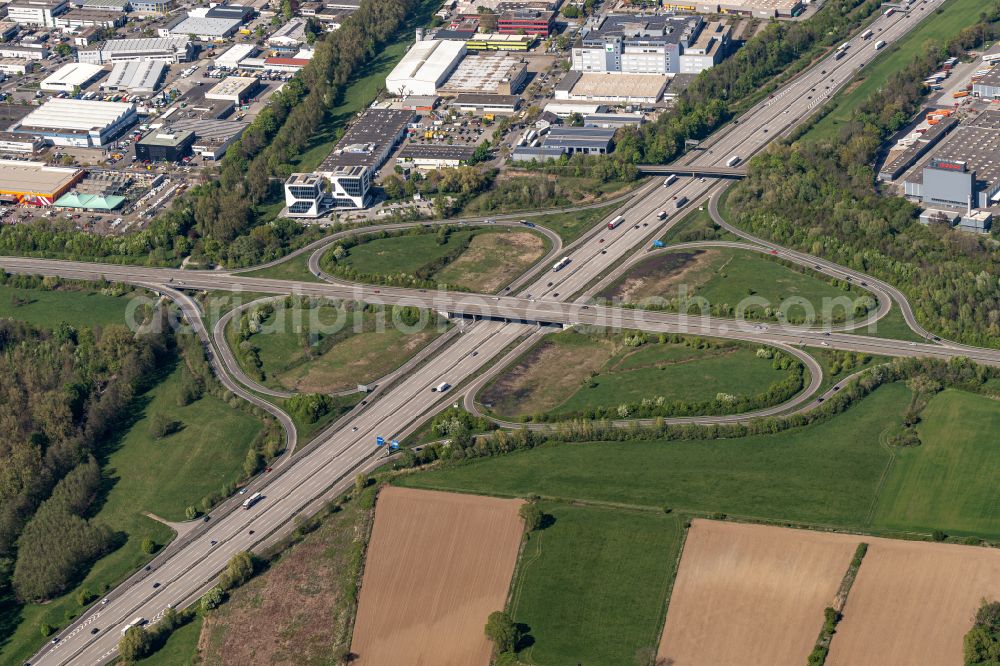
top-left (242, 448), bottom-right (263, 477)
top-left (185, 505), bottom-right (199, 520)
top-left (118, 626), bottom-right (152, 661)
top-left (965, 601), bottom-right (1000, 665)
top-left (220, 551), bottom-right (255, 590)
top-left (201, 586), bottom-right (224, 611)
top-left (149, 413), bottom-right (180, 439)
top-left (140, 538), bottom-right (156, 554)
top-left (484, 610), bottom-right (520, 654)
top-left (519, 502), bottom-right (542, 532)
top-left (561, 4), bottom-right (580, 18)
top-left (55, 43), bottom-right (73, 58)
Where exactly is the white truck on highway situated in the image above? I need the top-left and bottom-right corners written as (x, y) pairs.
top-left (861, 29), bottom-right (873, 39)
top-left (726, 155), bottom-right (741, 167)
top-left (552, 256), bottom-right (571, 271)
top-left (433, 382), bottom-right (450, 392)
top-left (663, 174), bottom-right (678, 187)
top-left (875, 40), bottom-right (887, 50)
top-left (241, 492), bottom-right (263, 510)
top-left (121, 618), bottom-right (146, 635)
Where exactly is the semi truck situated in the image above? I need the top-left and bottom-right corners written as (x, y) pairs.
top-left (875, 40), bottom-right (887, 50)
top-left (663, 174), bottom-right (678, 187)
top-left (675, 197), bottom-right (689, 209)
top-left (242, 492), bottom-right (263, 510)
top-left (726, 155), bottom-right (741, 167)
top-left (861, 29), bottom-right (873, 40)
top-left (607, 215), bottom-right (625, 229)
top-left (552, 256), bottom-right (571, 271)
top-left (433, 382), bottom-right (450, 392)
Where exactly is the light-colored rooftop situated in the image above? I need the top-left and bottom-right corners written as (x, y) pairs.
top-left (15, 98), bottom-right (133, 132)
top-left (385, 39), bottom-right (466, 91)
top-left (0, 159), bottom-right (82, 196)
top-left (205, 75), bottom-right (258, 99)
top-left (569, 72), bottom-right (668, 98)
top-left (40, 62), bottom-right (105, 88)
top-left (103, 59), bottom-right (165, 91)
top-left (168, 16), bottom-right (240, 37)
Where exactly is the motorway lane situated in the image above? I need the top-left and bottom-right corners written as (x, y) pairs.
top-left (37, 320), bottom-right (529, 665)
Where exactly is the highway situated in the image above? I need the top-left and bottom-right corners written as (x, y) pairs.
top-left (17, 1), bottom-right (966, 663)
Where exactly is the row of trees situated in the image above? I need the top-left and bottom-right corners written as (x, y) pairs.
top-left (730, 5), bottom-right (1000, 349)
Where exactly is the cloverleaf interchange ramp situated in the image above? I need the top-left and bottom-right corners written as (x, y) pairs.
top-left (13, 2), bottom-right (992, 663)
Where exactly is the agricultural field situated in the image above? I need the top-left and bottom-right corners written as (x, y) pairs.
top-left (478, 329), bottom-right (798, 420)
top-left (827, 537), bottom-right (1000, 665)
top-left (873, 390), bottom-right (1000, 537)
top-left (599, 247), bottom-right (865, 324)
top-left (0, 361), bottom-right (264, 666)
top-left (658, 520), bottom-right (858, 665)
top-left (326, 227), bottom-right (548, 293)
top-left (350, 487), bottom-right (524, 665)
top-left (0, 283), bottom-right (142, 330)
top-left (803, 0), bottom-right (988, 142)
top-left (196, 485), bottom-right (378, 666)
top-left (510, 502), bottom-right (682, 666)
top-left (404, 382), bottom-right (909, 526)
top-left (231, 300), bottom-right (447, 393)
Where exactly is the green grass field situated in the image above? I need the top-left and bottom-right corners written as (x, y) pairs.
top-left (874, 389), bottom-right (1000, 537)
top-left (660, 205), bottom-right (739, 245)
top-left (854, 305), bottom-right (926, 343)
top-left (604, 247), bottom-right (865, 325)
top-left (198, 291), bottom-right (280, 331)
top-left (406, 382), bottom-right (910, 526)
top-left (0, 362), bottom-right (262, 665)
top-left (481, 330), bottom-right (795, 420)
top-left (510, 502), bottom-right (682, 665)
top-left (0, 284), bottom-right (140, 329)
top-left (803, 0), bottom-right (986, 141)
top-left (232, 303), bottom-right (446, 393)
top-left (330, 227), bottom-right (546, 292)
top-left (239, 251), bottom-right (323, 282)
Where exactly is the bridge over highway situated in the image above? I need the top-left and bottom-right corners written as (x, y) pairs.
top-left (636, 164), bottom-right (748, 178)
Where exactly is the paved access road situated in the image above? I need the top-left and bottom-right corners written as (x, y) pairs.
top-left (19, 2), bottom-right (961, 663)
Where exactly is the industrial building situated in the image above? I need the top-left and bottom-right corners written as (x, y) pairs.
top-left (584, 112), bottom-right (645, 128)
top-left (497, 9), bottom-right (555, 36)
top-left (10, 98), bottom-right (137, 147)
top-left (130, 0), bottom-right (174, 13)
top-left (385, 38), bottom-right (466, 96)
top-left (0, 44), bottom-right (48, 60)
top-left (39, 62), bottom-right (106, 92)
top-left (438, 53), bottom-right (526, 95)
top-left (0, 133), bottom-right (46, 154)
top-left (555, 71), bottom-right (669, 104)
top-left (164, 15), bottom-right (241, 41)
top-left (0, 159), bottom-right (83, 205)
top-left (53, 192), bottom-right (125, 210)
top-left (135, 129), bottom-right (195, 161)
top-left (166, 117), bottom-right (248, 159)
top-left (542, 126), bottom-right (616, 155)
top-left (397, 144), bottom-right (477, 169)
top-left (78, 36), bottom-right (193, 64)
top-left (54, 8), bottom-right (126, 29)
top-left (6, 0), bottom-right (68, 27)
top-left (82, 0), bottom-right (130, 11)
top-left (572, 14), bottom-right (717, 75)
top-left (285, 108), bottom-right (413, 215)
top-left (204, 76), bottom-right (258, 104)
top-left (215, 43), bottom-right (257, 69)
top-left (663, 0), bottom-right (803, 18)
top-left (451, 93), bottom-right (519, 114)
top-left (260, 56), bottom-right (310, 72)
top-left (465, 33), bottom-right (533, 51)
top-left (101, 59), bottom-right (166, 93)
top-left (268, 17), bottom-right (306, 52)
top-left (0, 58), bottom-right (34, 76)
top-left (972, 67), bottom-right (1000, 99)
top-left (878, 114), bottom-right (957, 182)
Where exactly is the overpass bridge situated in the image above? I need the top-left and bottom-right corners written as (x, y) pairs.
top-left (636, 165), bottom-right (748, 178)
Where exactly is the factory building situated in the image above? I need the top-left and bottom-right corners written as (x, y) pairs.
top-left (285, 108), bottom-right (412, 215)
top-left (6, 0), bottom-right (68, 27)
top-left (82, 0), bottom-right (130, 11)
top-left (572, 14), bottom-right (705, 75)
top-left (497, 9), bottom-right (555, 36)
top-left (465, 33), bottom-right (533, 51)
top-left (385, 38), bottom-right (466, 96)
top-left (101, 59), bottom-right (166, 93)
top-left (78, 36), bottom-right (193, 64)
top-left (130, 0), bottom-right (174, 13)
top-left (135, 129), bottom-right (195, 161)
top-left (10, 98), bottom-right (137, 147)
top-left (438, 53), bottom-right (527, 96)
top-left (972, 68), bottom-right (1000, 99)
top-left (267, 17), bottom-right (306, 52)
top-left (39, 62), bottom-right (106, 92)
top-left (451, 93), bottom-right (519, 114)
top-left (397, 144), bottom-right (476, 169)
top-left (204, 76), bottom-right (258, 104)
top-left (166, 117), bottom-right (248, 160)
top-left (163, 15), bottom-right (242, 41)
top-left (555, 70), bottom-right (669, 104)
top-left (0, 59), bottom-right (33, 76)
top-left (0, 44), bottom-right (48, 60)
top-left (0, 159), bottom-right (84, 205)
top-left (542, 126), bottom-right (616, 155)
top-left (215, 43), bottom-right (258, 69)
top-left (663, 0), bottom-right (803, 18)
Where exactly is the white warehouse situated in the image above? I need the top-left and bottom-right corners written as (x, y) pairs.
top-left (385, 38), bottom-right (466, 96)
top-left (40, 63), bottom-right (106, 92)
top-left (10, 98), bottom-right (137, 147)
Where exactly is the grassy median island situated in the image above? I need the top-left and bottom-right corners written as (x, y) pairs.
top-left (321, 225), bottom-right (549, 293)
top-left (510, 502), bottom-right (682, 666)
top-left (0, 279), bottom-right (146, 330)
top-left (228, 297), bottom-right (449, 393)
top-left (599, 247), bottom-right (875, 326)
top-left (478, 328), bottom-right (803, 422)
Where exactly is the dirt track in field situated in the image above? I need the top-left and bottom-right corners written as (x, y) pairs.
top-left (657, 520), bottom-right (859, 666)
top-left (827, 537), bottom-right (1000, 666)
top-left (349, 487), bottom-right (524, 666)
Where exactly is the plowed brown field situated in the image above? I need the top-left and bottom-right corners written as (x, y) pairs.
top-left (349, 487), bottom-right (524, 666)
top-left (827, 538), bottom-right (1000, 666)
top-left (656, 520), bottom-right (860, 666)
